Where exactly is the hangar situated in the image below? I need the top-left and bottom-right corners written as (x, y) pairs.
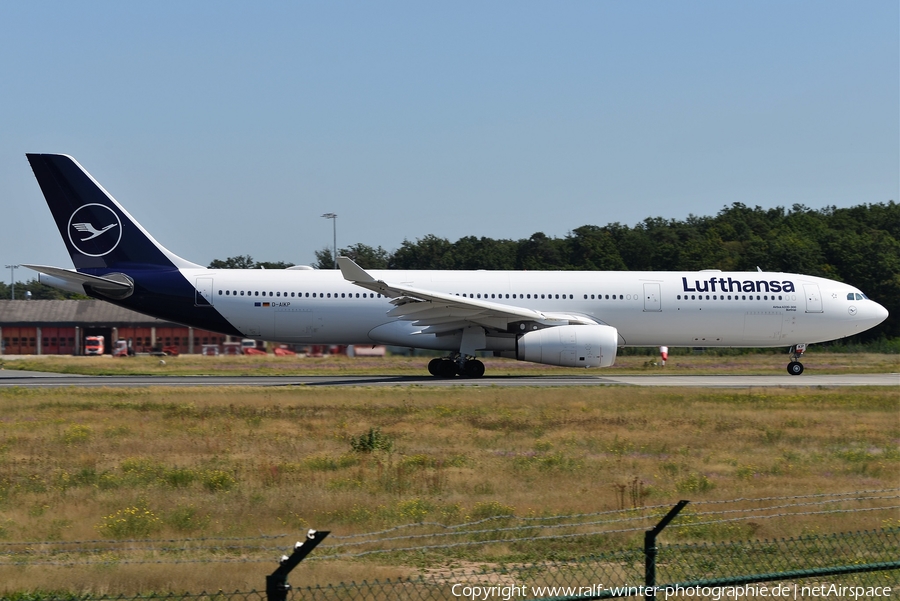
top-left (0, 300), bottom-right (226, 355)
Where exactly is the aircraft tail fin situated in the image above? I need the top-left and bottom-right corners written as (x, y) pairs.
top-left (26, 154), bottom-right (200, 271)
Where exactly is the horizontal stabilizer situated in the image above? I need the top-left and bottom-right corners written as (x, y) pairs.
top-left (24, 264), bottom-right (134, 299)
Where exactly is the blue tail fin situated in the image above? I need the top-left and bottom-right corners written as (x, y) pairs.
top-left (27, 154), bottom-right (200, 272)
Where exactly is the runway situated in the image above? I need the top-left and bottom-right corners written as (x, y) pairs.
top-left (0, 369), bottom-right (896, 388)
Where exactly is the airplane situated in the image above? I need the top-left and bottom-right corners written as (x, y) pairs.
top-left (23, 153), bottom-right (889, 377)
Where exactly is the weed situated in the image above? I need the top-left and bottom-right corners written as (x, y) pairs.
top-left (305, 454), bottom-right (358, 471)
top-left (349, 427), bottom-right (394, 453)
top-left (201, 470), bottom-right (236, 492)
top-left (396, 498), bottom-right (434, 522)
top-left (675, 472), bottom-right (716, 493)
top-left (471, 501), bottom-right (515, 519)
top-left (60, 425), bottom-right (92, 445)
top-left (162, 467), bottom-right (197, 488)
top-left (97, 504), bottom-right (163, 538)
top-left (167, 505), bottom-right (210, 532)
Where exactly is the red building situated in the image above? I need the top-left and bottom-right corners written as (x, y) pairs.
top-left (0, 300), bottom-right (227, 355)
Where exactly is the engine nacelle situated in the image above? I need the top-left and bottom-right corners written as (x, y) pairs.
top-left (516, 324), bottom-right (618, 368)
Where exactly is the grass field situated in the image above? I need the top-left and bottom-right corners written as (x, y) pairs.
top-left (2, 350), bottom-right (898, 376)
top-left (0, 374), bottom-right (897, 594)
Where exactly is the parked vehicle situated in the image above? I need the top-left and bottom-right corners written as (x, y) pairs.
top-left (112, 340), bottom-right (132, 357)
top-left (84, 335), bottom-right (104, 356)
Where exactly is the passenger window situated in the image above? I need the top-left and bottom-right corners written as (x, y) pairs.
top-left (218, 290), bottom-right (223, 295)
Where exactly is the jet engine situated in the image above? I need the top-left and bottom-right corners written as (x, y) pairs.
top-left (516, 324), bottom-right (618, 368)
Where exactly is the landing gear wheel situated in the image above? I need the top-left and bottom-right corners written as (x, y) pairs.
top-left (428, 358), bottom-right (458, 378)
top-left (463, 359), bottom-right (485, 378)
top-left (787, 361), bottom-right (804, 376)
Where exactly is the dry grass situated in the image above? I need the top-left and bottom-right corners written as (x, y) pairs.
top-left (0, 384), bottom-right (897, 593)
top-left (2, 351), bottom-right (898, 376)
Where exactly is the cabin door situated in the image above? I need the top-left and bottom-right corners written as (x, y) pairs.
top-left (643, 283), bottom-right (661, 312)
top-left (195, 278), bottom-right (214, 307)
top-left (803, 284), bottom-right (823, 313)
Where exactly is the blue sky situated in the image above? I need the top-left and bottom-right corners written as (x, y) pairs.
top-left (1, 1), bottom-right (897, 273)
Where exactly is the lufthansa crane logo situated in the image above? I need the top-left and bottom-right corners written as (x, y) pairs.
top-left (68, 204), bottom-right (122, 257)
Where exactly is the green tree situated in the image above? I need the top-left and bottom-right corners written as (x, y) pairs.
top-left (516, 232), bottom-right (566, 270)
top-left (208, 255), bottom-right (256, 269)
top-left (389, 235), bottom-right (457, 269)
top-left (208, 256), bottom-right (295, 269)
top-left (566, 226), bottom-right (627, 270)
top-left (339, 243), bottom-right (390, 269)
top-left (256, 261), bottom-right (295, 269)
top-left (313, 247), bottom-right (335, 270)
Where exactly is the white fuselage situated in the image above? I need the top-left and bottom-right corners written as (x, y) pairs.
top-left (186, 268), bottom-right (887, 350)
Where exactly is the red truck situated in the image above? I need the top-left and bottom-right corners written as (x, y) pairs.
top-left (84, 335), bottom-right (104, 356)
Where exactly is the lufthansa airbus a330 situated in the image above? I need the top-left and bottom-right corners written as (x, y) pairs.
top-left (24, 154), bottom-right (888, 377)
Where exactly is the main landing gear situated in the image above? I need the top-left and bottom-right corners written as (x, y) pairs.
top-left (787, 344), bottom-right (807, 376)
top-left (428, 355), bottom-right (485, 378)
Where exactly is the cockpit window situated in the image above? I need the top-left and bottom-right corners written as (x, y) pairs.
top-left (856, 293), bottom-right (867, 300)
top-left (847, 293), bottom-right (854, 300)
top-left (848, 292), bottom-right (868, 300)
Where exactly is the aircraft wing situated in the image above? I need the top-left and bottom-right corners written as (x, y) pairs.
top-left (337, 256), bottom-right (596, 334)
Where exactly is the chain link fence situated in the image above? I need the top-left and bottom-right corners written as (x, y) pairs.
top-left (2, 528), bottom-right (896, 601)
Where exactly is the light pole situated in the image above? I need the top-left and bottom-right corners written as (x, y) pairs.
top-left (321, 213), bottom-right (337, 269)
top-left (5, 265), bottom-right (19, 300)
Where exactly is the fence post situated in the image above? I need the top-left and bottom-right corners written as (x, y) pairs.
top-left (645, 500), bottom-right (689, 601)
top-left (266, 529), bottom-right (330, 601)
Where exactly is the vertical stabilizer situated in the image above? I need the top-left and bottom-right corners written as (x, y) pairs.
top-left (26, 154), bottom-right (200, 271)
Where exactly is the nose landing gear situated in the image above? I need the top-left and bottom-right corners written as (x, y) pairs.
top-left (787, 344), bottom-right (807, 375)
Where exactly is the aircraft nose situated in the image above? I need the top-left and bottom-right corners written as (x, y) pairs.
top-left (873, 301), bottom-right (889, 324)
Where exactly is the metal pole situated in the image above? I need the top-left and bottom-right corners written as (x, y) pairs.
top-left (267, 529), bottom-right (330, 601)
top-left (5, 265), bottom-right (18, 300)
top-left (645, 500), bottom-right (689, 601)
top-left (321, 213), bottom-right (337, 269)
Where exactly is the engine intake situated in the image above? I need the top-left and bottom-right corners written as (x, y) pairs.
top-left (516, 324), bottom-right (618, 368)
